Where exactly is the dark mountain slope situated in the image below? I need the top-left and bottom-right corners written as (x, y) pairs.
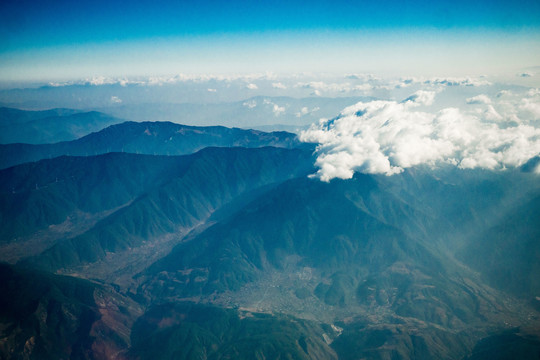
top-left (0, 121), bottom-right (304, 169)
top-left (141, 174), bottom-right (524, 325)
top-left (463, 327), bottom-right (540, 360)
top-left (23, 147), bottom-right (314, 275)
top-left (0, 263), bottom-right (142, 360)
top-left (0, 152), bottom-right (191, 244)
top-left (0, 108), bottom-right (121, 144)
top-left (136, 171), bottom-right (540, 359)
top-left (127, 302), bottom-right (338, 360)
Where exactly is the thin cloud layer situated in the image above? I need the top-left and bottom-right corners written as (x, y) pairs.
top-left (466, 94), bottom-right (491, 105)
top-left (301, 90), bottom-right (540, 181)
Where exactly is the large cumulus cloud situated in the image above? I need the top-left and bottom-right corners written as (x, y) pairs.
top-left (300, 90), bottom-right (540, 181)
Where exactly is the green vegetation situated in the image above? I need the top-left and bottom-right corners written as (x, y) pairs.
top-left (128, 302), bottom-right (337, 360)
top-left (1, 121), bottom-right (539, 359)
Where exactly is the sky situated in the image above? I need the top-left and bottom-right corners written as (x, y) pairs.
top-left (1, 0), bottom-right (540, 83)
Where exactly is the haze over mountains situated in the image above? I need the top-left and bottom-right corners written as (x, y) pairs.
top-left (0, 107), bottom-right (122, 144)
top-left (1, 77), bottom-right (540, 359)
top-left (0, 118), bottom-right (303, 169)
top-left (2, 0), bottom-right (540, 355)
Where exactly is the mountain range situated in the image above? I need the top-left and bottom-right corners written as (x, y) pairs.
top-left (1, 108), bottom-right (539, 359)
top-left (0, 107), bottom-right (122, 144)
top-left (0, 120), bottom-right (302, 169)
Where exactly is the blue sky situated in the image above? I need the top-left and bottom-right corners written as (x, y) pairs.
top-left (1, 0), bottom-right (540, 82)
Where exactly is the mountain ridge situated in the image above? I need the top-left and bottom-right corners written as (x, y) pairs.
top-left (14, 147), bottom-right (314, 282)
top-left (0, 108), bottom-right (122, 144)
top-left (0, 120), bottom-right (305, 169)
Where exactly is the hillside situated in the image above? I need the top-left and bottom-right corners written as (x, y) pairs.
top-left (0, 126), bottom-right (539, 359)
top-left (0, 263), bottom-right (142, 359)
top-left (11, 147), bottom-right (313, 281)
top-left (0, 120), bottom-right (304, 169)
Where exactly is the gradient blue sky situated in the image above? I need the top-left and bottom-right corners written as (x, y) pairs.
top-left (1, 0), bottom-right (540, 82)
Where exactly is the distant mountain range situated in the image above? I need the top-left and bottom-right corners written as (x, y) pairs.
top-left (1, 109), bottom-right (540, 359)
top-left (0, 107), bottom-right (122, 144)
top-left (0, 84), bottom-right (370, 128)
top-left (0, 120), bottom-right (305, 169)
top-left (93, 96), bottom-right (369, 129)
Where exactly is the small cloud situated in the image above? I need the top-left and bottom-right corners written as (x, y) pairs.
top-left (207, 88), bottom-right (217, 92)
top-left (401, 90), bottom-right (436, 106)
top-left (261, 98), bottom-right (285, 116)
top-left (272, 104), bottom-right (285, 116)
top-left (483, 105), bottom-right (503, 121)
top-left (296, 107), bottom-right (309, 117)
top-left (426, 77), bottom-right (491, 87)
top-left (296, 106), bottom-right (320, 117)
top-left (87, 76), bottom-right (115, 86)
top-left (243, 100), bottom-right (257, 109)
top-left (301, 81), bottom-right (326, 90)
top-left (345, 73), bottom-right (377, 81)
top-left (520, 97), bottom-right (540, 117)
top-left (466, 94), bottom-right (492, 105)
top-left (110, 96), bottom-right (122, 103)
top-left (496, 90), bottom-right (512, 98)
top-left (246, 83), bottom-right (258, 90)
top-left (353, 83), bottom-right (375, 92)
top-left (272, 82), bottom-right (287, 89)
top-left (527, 88), bottom-right (540, 97)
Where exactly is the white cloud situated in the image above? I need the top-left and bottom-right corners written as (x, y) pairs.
top-left (272, 104), bottom-right (285, 116)
top-left (261, 98), bottom-right (285, 116)
top-left (425, 77), bottom-right (491, 87)
top-left (353, 83), bottom-right (376, 92)
top-left (527, 88), bottom-right (540, 97)
top-left (110, 96), bottom-right (122, 103)
top-left (272, 82), bottom-right (287, 89)
top-left (243, 100), bottom-right (257, 109)
top-left (496, 90), bottom-right (512, 98)
top-left (300, 91), bottom-right (540, 181)
top-left (534, 162), bottom-right (540, 174)
top-left (401, 90), bottom-right (436, 106)
top-left (246, 83), bottom-right (258, 90)
top-left (44, 73), bottom-right (283, 87)
top-left (483, 105), bottom-right (503, 121)
top-left (395, 78), bottom-right (417, 88)
top-left (466, 94), bottom-right (492, 105)
top-left (296, 107), bottom-right (309, 117)
top-left (86, 76), bottom-right (116, 86)
top-left (296, 80), bottom-right (377, 94)
top-left (295, 106), bottom-right (320, 117)
top-left (520, 97), bottom-right (540, 118)
top-left (207, 88), bottom-right (217, 92)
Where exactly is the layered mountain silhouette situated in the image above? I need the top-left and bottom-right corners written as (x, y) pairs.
top-left (0, 107), bottom-right (122, 145)
top-left (0, 120), bottom-right (302, 169)
top-left (1, 113), bottom-right (540, 359)
top-left (2, 147), bottom-right (313, 282)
